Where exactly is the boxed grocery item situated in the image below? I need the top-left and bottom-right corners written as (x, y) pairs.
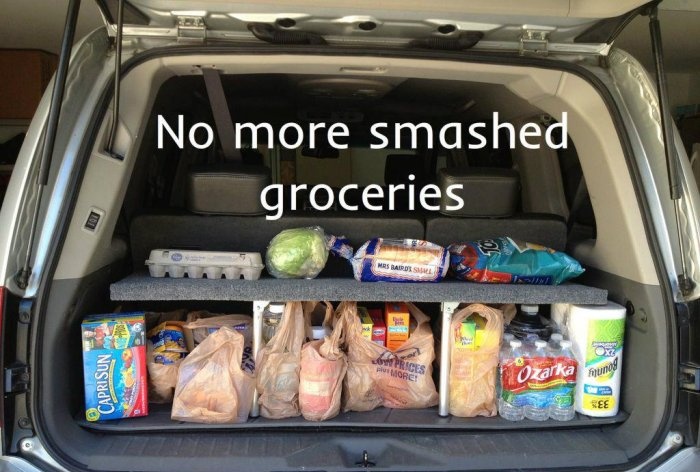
top-left (368, 309), bottom-right (386, 347)
top-left (81, 313), bottom-right (148, 422)
top-left (358, 307), bottom-right (374, 341)
top-left (454, 314), bottom-right (487, 350)
top-left (385, 302), bottom-right (410, 351)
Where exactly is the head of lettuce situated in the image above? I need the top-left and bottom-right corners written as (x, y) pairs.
top-left (265, 227), bottom-right (329, 279)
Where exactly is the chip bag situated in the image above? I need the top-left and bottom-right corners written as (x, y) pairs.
top-left (448, 237), bottom-right (584, 285)
top-left (350, 238), bottom-right (449, 283)
top-left (341, 301), bottom-right (438, 411)
top-left (449, 304), bottom-right (504, 417)
top-left (171, 327), bottom-right (254, 423)
top-left (256, 302), bottom-right (305, 418)
top-left (299, 302), bottom-right (347, 421)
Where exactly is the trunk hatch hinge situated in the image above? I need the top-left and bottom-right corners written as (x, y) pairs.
top-left (4, 364), bottom-right (30, 394)
top-left (177, 16), bottom-right (206, 42)
top-left (680, 363), bottom-right (700, 392)
top-left (520, 28), bottom-right (550, 56)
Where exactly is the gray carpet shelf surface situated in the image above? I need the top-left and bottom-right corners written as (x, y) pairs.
top-left (77, 404), bottom-right (627, 433)
top-left (111, 272), bottom-right (608, 304)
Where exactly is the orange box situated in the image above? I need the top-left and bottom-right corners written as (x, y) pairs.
top-left (385, 302), bottom-right (410, 351)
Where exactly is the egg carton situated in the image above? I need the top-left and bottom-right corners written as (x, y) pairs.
top-left (145, 249), bottom-right (264, 280)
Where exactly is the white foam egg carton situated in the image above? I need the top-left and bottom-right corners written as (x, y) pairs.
top-left (145, 249), bottom-right (264, 280)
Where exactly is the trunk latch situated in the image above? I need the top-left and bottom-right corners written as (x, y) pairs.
top-left (356, 450), bottom-right (376, 468)
top-left (680, 363), bottom-right (700, 392)
top-left (4, 363), bottom-right (30, 394)
top-left (520, 28), bottom-right (551, 56)
top-left (177, 16), bottom-right (206, 42)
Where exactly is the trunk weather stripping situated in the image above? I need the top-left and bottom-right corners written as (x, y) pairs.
top-left (646, 5), bottom-right (695, 296)
top-left (247, 22), bottom-right (327, 45)
top-left (408, 32), bottom-right (483, 51)
top-left (106, 0), bottom-right (124, 158)
top-left (15, 0), bottom-right (81, 290)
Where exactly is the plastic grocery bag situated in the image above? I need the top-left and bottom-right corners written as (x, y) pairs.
top-left (147, 340), bottom-right (182, 403)
top-left (350, 238), bottom-right (449, 283)
top-left (299, 302), bottom-right (347, 421)
top-left (184, 313), bottom-right (255, 374)
top-left (449, 304), bottom-right (504, 417)
top-left (185, 312), bottom-right (254, 346)
top-left (256, 302), bottom-right (305, 418)
top-left (145, 310), bottom-right (187, 403)
top-left (341, 301), bottom-right (438, 411)
top-left (171, 327), bottom-right (254, 423)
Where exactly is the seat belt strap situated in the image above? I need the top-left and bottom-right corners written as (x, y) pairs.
top-left (567, 177), bottom-right (589, 234)
top-left (201, 67), bottom-right (240, 161)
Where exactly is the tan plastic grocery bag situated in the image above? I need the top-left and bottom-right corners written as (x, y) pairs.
top-left (449, 304), bottom-right (503, 417)
top-left (171, 326), bottom-right (255, 423)
top-left (341, 302), bottom-right (438, 411)
top-left (147, 342), bottom-right (181, 403)
top-left (145, 310), bottom-right (187, 403)
top-left (299, 302), bottom-right (347, 421)
top-left (184, 312), bottom-right (253, 348)
top-left (256, 301), bottom-right (305, 419)
top-left (184, 314), bottom-right (255, 374)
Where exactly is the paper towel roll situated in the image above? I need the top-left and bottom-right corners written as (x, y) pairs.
top-left (566, 302), bottom-right (626, 417)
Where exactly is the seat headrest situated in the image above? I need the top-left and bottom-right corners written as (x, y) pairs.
top-left (186, 163), bottom-right (271, 215)
top-left (437, 167), bottom-right (519, 217)
top-left (384, 154), bottom-right (423, 185)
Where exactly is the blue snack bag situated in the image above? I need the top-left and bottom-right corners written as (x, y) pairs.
top-left (448, 237), bottom-right (584, 285)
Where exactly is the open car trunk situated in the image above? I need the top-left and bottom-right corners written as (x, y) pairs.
top-left (23, 40), bottom-right (677, 471)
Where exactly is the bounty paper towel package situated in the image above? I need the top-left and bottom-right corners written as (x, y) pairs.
top-left (566, 302), bottom-right (626, 417)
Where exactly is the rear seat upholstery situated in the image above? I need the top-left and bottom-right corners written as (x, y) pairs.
top-left (130, 167), bottom-right (567, 277)
top-left (427, 168), bottom-right (567, 250)
top-left (130, 212), bottom-right (425, 277)
top-left (425, 214), bottom-right (566, 251)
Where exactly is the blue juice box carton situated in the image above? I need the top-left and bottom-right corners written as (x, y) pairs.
top-left (81, 313), bottom-right (148, 421)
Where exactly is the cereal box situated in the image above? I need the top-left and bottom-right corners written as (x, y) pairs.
top-left (368, 308), bottom-right (386, 347)
top-left (82, 313), bottom-right (148, 421)
top-left (385, 302), bottom-right (410, 351)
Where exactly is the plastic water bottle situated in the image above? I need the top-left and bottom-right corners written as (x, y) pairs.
top-left (548, 333), bottom-right (563, 352)
top-left (499, 340), bottom-right (525, 421)
top-left (549, 340), bottom-right (578, 421)
top-left (497, 333), bottom-right (515, 412)
top-left (524, 340), bottom-right (551, 421)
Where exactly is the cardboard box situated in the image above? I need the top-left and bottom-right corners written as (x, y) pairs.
top-left (0, 50), bottom-right (57, 119)
top-left (368, 308), bottom-right (386, 347)
top-left (385, 302), bottom-right (410, 351)
top-left (82, 313), bottom-right (148, 421)
top-left (358, 306), bottom-right (373, 341)
top-left (455, 315), bottom-right (487, 350)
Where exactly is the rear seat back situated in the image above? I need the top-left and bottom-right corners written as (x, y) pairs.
top-left (426, 214), bottom-right (567, 251)
top-left (426, 168), bottom-right (567, 251)
top-left (130, 211), bottom-right (424, 277)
